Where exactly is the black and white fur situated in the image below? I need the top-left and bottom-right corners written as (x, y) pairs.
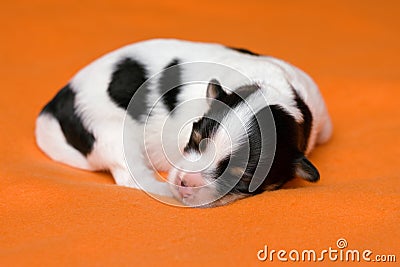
top-left (36, 39), bottom-right (332, 207)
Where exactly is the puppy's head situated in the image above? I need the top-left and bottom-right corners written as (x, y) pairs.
top-left (168, 79), bottom-right (319, 207)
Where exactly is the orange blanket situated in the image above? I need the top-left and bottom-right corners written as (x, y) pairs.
top-left (1, 1), bottom-right (399, 266)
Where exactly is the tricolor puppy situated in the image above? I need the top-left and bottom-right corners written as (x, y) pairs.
top-left (35, 39), bottom-right (332, 207)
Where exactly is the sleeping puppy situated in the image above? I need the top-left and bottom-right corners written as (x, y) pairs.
top-left (35, 39), bottom-right (332, 207)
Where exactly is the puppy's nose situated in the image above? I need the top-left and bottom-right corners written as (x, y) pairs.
top-left (181, 172), bottom-right (204, 187)
top-left (178, 172), bottom-right (204, 198)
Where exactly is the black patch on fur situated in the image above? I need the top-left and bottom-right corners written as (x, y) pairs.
top-left (203, 88), bottom-right (317, 196)
top-left (215, 156), bottom-right (231, 179)
top-left (159, 59), bottom-right (182, 112)
top-left (41, 85), bottom-right (95, 156)
top-left (184, 117), bottom-right (220, 153)
top-left (213, 155), bottom-right (239, 195)
top-left (206, 79), bottom-right (227, 101)
top-left (184, 84), bottom-right (260, 153)
top-left (107, 58), bottom-right (148, 120)
top-left (228, 105), bottom-right (303, 195)
top-left (292, 89), bottom-right (313, 152)
top-left (260, 105), bottom-right (301, 189)
top-left (228, 46), bottom-right (260, 56)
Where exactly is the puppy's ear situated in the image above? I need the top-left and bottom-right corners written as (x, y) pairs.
top-left (294, 155), bottom-right (320, 182)
top-left (206, 79), bottom-right (227, 105)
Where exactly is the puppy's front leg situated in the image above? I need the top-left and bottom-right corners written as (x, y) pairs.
top-left (111, 164), bottom-right (173, 197)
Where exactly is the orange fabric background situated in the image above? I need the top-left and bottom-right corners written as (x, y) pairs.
top-left (1, 0), bottom-right (399, 266)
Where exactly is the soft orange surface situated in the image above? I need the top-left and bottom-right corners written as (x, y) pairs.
top-left (1, 0), bottom-right (399, 266)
